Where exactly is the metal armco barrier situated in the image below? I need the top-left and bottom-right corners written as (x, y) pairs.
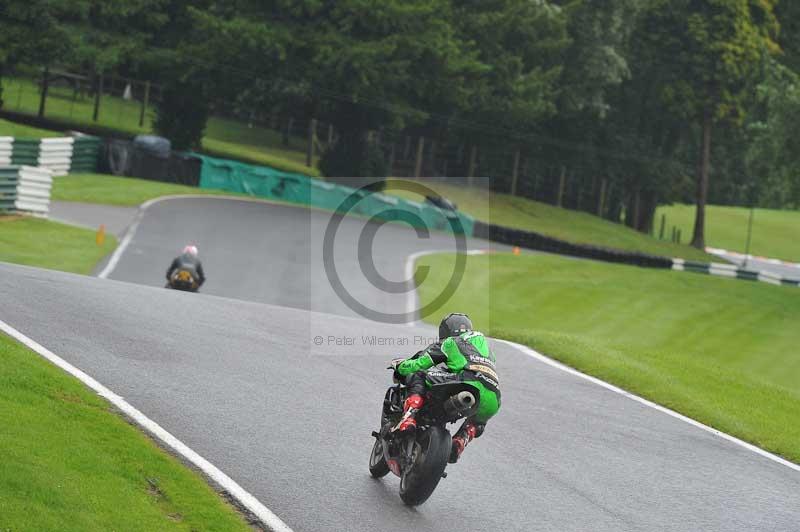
top-left (3, 136), bottom-right (101, 175)
top-left (70, 136), bottom-right (103, 173)
top-left (0, 137), bottom-right (12, 166)
top-left (38, 138), bottom-right (73, 176)
top-left (0, 165), bottom-right (53, 216)
top-left (474, 220), bottom-right (674, 268)
top-left (672, 259), bottom-right (800, 287)
top-left (0, 166), bottom-right (17, 211)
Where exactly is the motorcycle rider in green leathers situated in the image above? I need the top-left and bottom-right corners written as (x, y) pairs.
top-left (391, 313), bottom-right (501, 463)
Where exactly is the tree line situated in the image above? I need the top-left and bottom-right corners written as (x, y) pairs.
top-left (1, 0), bottom-right (798, 248)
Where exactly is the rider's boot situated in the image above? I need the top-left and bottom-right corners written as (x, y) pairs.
top-left (393, 394), bottom-right (425, 432)
top-left (449, 422), bottom-right (478, 463)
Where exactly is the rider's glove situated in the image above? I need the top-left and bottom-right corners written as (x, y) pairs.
top-left (388, 357), bottom-right (406, 383)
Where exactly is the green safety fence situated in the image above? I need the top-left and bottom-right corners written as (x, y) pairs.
top-left (194, 154), bottom-right (474, 236)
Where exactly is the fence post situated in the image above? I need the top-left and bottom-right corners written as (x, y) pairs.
top-left (659, 214), bottom-right (666, 239)
top-left (556, 166), bottom-right (566, 207)
top-left (677, 229), bottom-right (682, 244)
top-left (388, 143), bottom-right (396, 176)
top-left (139, 81), bottom-right (151, 128)
top-left (597, 178), bottom-right (607, 216)
top-left (467, 145), bottom-right (477, 187)
top-left (510, 149), bottom-right (521, 196)
top-left (283, 117), bottom-right (294, 146)
top-left (671, 226), bottom-right (677, 243)
top-left (414, 136), bottom-right (425, 178)
top-left (93, 74), bottom-right (103, 122)
top-left (306, 118), bottom-right (317, 168)
top-left (38, 66), bottom-right (50, 118)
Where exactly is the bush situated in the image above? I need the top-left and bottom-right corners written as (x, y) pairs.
top-left (154, 80), bottom-right (209, 151)
top-left (319, 130), bottom-right (387, 191)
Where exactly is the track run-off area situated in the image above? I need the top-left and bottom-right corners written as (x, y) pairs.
top-left (1, 196), bottom-right (798, 531)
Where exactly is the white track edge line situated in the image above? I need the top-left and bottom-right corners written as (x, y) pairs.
top-left (0, 319), bottom-right (294, 532)
top-left (96, 207), bottom-right (144, 279)
top-left (497, 339), bottom-right (800, 473)
top-left (404, 248), bottom-right (489, 327)
top-left (404, 251), bottom-right (800, 474)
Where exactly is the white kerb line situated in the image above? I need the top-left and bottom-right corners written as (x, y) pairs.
top-left (0, 319), bottom-right (295, 532)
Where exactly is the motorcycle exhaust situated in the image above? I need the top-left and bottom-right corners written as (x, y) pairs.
top-left (443, 391), bottom-right (477, 418)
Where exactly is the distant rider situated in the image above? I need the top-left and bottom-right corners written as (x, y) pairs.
top-left (392, 313), bottom-right (500, 463)
top-left (166, 245), bottom-right (206, 290)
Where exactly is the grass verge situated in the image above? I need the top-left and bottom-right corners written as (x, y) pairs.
top-left (0, 77), bottom-right (314, 175)
top-left (0, 118), bottom-right (60, 138)
top-left (51, 173), bottom-right (251, 207)
top-left (416, 252), bottom-right (800, 463)
top-left (0, 215), bottom-right (252, 530)
top-left (0, 333), bottom-right (251, 531)
top-left (391, 182), bottom-right (715, 262)
top-left (657, 203), bottom-right (800, 263)
top-left (0, 215), bottom-right (117, 274)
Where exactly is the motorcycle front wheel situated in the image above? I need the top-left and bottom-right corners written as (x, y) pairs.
top-left (399, 426), bottom-right (451, 506)
top-left (368, 436), bottom-right (390, 478)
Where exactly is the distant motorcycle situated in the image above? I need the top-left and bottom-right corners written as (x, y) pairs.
top-left (166, 268), bottom-right (200, 292)
top-left (369, 362), bottom-right (479, 506)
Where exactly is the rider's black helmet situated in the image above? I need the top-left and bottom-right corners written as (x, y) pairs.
top-left (439, 313), bottom-right (473, 340)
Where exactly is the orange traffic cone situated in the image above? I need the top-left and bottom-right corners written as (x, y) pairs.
top-left (96, 224), bottom-right (106, 246)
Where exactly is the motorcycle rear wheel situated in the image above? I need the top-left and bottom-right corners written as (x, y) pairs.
top-left (399, 426), bottom-right (451, 506)
top-left (368, 436), bottom-right (390, 478)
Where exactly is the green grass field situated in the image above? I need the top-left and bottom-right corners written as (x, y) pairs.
top-left (0, 77), bottom-right (314, 174)
top-left (0, 216), bottom-right (251, 530)
top-left (51, 173), bottom-right (249, 207)
top-left (0, 118), bottom-right (60, 138)
top-left (416, 252), bottom-right (800, 463)
top-left (657, 203), bottom-right (800, 262)
top-left (0, 333), bottom-right (251, 531)
top-left (0, 215), bottom-right (117, 274)
top-left (393, 182), bottom-right (714, 261)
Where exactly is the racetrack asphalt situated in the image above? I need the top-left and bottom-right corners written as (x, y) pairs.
top-left (49, 200), bottom-right (137, 237)
top-left (103, 196), bottom-right (502, 318)
top-left (1, 197), bottom-right (798, 531)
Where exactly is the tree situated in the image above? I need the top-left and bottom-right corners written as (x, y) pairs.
top-left (0, 0), bottom-right (76, 107)
top-left (153, 77), bottom-right (209, 150)
top-left (542, 0), bottom-right (642, 223)
top-left (189, 0), bottom-right (489, 179)
top-left (775, 0), bottom-right (800, 72)
top-left (554, 0), bottom-right (639, 117)
top-left (65, 0), bottom-right (170, 75)
top-left (746, 60), bottom-right (800, 208)
top-left (639, 0), bottom-right (779, 249)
